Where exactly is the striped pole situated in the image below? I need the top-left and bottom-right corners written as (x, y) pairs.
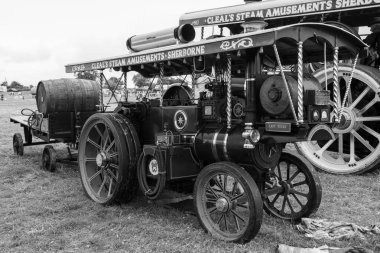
top-left (297, 41), bottom-right (304, 123)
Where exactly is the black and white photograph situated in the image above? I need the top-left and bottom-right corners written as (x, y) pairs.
top-left (0, 0), bottom-right (379, 252)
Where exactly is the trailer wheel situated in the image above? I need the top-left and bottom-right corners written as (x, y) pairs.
top-left (41, 145), bottom-right (57, 172)
top-left (297, 64), bottom-right (380, 174)
top-left (78, 113), bottom-right (140, 205)
top-left (194, 162), bottom-right (263, 243)
top-left (13, 133), bottom-right (24, 156)
top-left (263, 151), bottom-right (322, 221)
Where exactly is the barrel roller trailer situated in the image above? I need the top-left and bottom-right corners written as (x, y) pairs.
top-left (11, 78), bottom-right (100, 171)
top-left (179, 0), bottom-right (380, 174)
top-left (11, 0), bottom-right (374, 243)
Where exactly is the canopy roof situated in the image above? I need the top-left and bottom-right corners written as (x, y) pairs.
top-left (65, 23), bottom-right (366, 77)
top-left (179, 0), bottom-right (380, 27)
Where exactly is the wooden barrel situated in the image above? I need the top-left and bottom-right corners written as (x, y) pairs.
top-left (36, 78), bottom-right (100, 115)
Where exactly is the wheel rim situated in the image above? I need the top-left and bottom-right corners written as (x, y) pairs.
top-left (264, 154), bottom-right (319, 220)
top-left (80, 119), bottom-right (121, 203)
top-left (297, 65), bottom-right (380, 174)
top-left (199, 172), bottom-right (251, 239)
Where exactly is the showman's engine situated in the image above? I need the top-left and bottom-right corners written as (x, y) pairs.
top-left (59, 9), bottom-right (367, 243)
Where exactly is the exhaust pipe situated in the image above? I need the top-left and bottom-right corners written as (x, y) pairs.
top-left (126, 24), bottom-right (196, 52)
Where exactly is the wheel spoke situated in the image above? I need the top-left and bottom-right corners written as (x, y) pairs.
top-left (338, 133), bottom-right (343, 157)
top-left (97, 175), bottom-right (107, 196)
top-left (102, 128), bottom-right (110, 150)
top-left (286, 197), bottom-right (295, 214)
top-left (276, 165), bottom-right (282, 181)
top-left (85, 156), bottom-right (97, 163)
top-left (87, 137), bottom-right (101, 150)
top-left (315, 139), bottom-right (335, 156)
top-left (270, 193), bottom-right (280, 204)
top-left (107, 176), bottom-right (113, 197)
top-left (286, 164), bottom-right (290, 180)
top-left (231, 192), bottom-right (245, 202)
top-left (281, 196), bottom-right (287, 213)
top-left (292, 180), bottom-right (307, 187)
top-left (88, 170), bottom-right (102, 183)
top-left (356, 116), bottom-right (380, 122)
top-left (288, 170), bottom-right (300, 183)
top-left (231, 210), bottom-right (246, 224)
top-left (361, 124), bottom-right (380, 140)
top-left (206, 185), bottom-right (219, 199)
top-left (351, 129), bottom-right (374, 152)
top-left (109, 152), bottom-right (118, 158)
top-left (233, 213), bottom-right (241, 231)
top-left (349, 133), bottom-right (355, 163)
top-left (236, 203), bottom-right (248, 209)
top-left (231, 179), bottom-right (237, 196)
top-left (223, 214), bottom-right (228, 232)
top-left (105, 140), bottom-right (115, 153)
top-left (359, 97), bottom-right (379, 115)
top-left (349, 86), bottom-right (370, 109)
top-left (208, 207), bottom-right (217, 214)
top-left (94, 124), bottom-right (103, 138)
top-left (291, 193), bottom-right (304, 207)
top-left (216, 213), bottom-right (224, 225)
top-left (213, 176), bottom-right (224, 192)
top-left (106, 168), bottom-right (118, 182)
top-left (290, 189), bottom-right (309, 198)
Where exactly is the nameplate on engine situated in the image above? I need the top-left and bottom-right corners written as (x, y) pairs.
top-left (265, 122), bottom-right (291, 133)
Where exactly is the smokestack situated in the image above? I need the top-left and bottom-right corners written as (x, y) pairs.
top-left (241, 17), bottom-right (268, 33)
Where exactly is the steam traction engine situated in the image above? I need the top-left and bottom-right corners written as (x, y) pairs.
top-left (65, 20), bottom-right (365, 242)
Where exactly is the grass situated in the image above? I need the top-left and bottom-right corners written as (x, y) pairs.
top-left (0, 97), bottom-right (379, 252)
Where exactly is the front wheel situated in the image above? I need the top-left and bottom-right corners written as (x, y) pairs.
top-left (263, 151), bottom-right (322, 221)
top-left (194, 162), bottom-right (263, 243)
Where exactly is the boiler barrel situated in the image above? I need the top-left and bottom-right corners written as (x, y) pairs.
top-left (36, 78), bottom-right (100, 115)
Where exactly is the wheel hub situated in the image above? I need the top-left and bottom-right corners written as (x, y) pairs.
top-left (333, 107), bottom-right (358, 134)
top-left (280, 181), bottom-right (290, 195)
top-left (216, 197), bottom-right (230, 213)
top-left (96, 152), bottom-right (108, 167)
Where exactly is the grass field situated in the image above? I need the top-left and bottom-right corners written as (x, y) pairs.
top-left (0, 97), bottom-right (379, 252)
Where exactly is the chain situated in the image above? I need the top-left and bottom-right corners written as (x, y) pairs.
top-left (226, 54), bottom-right (232, 130)
top-left (273, 44), bottom-right (298, 124)
top-left (338, 54), bottom-right (359, 122)
top-left (332, 46), bottom-right (339, 122)
top-left (297, 41), bottom-right (304, 123)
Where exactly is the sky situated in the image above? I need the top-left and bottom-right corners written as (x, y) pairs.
top-left (0, 0), bottom-right (242, 86)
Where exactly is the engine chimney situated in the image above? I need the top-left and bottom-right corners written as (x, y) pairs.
top-left (241, 17), bottom-right (268, 33)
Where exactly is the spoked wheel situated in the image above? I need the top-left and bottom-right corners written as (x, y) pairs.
top-left (194, 162), bottom-right (263, 243)
top-left (78, 113), bottom-right (141, 205)
top-left (13, 133), bottom-right (24, 156)
top-left (41, 145), bottom-right (57, 172)
top-left (263, 151), bottom-right (322, 221)
top-left (297, 64), bottom-right (380, 174)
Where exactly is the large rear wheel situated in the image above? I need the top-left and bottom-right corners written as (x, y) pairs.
top-left (78, 113), bottom-right (140, 204)
top-left (194, 162), bottom-right (263, 243)
top-left (297, 64), bottom-right (380, 174)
